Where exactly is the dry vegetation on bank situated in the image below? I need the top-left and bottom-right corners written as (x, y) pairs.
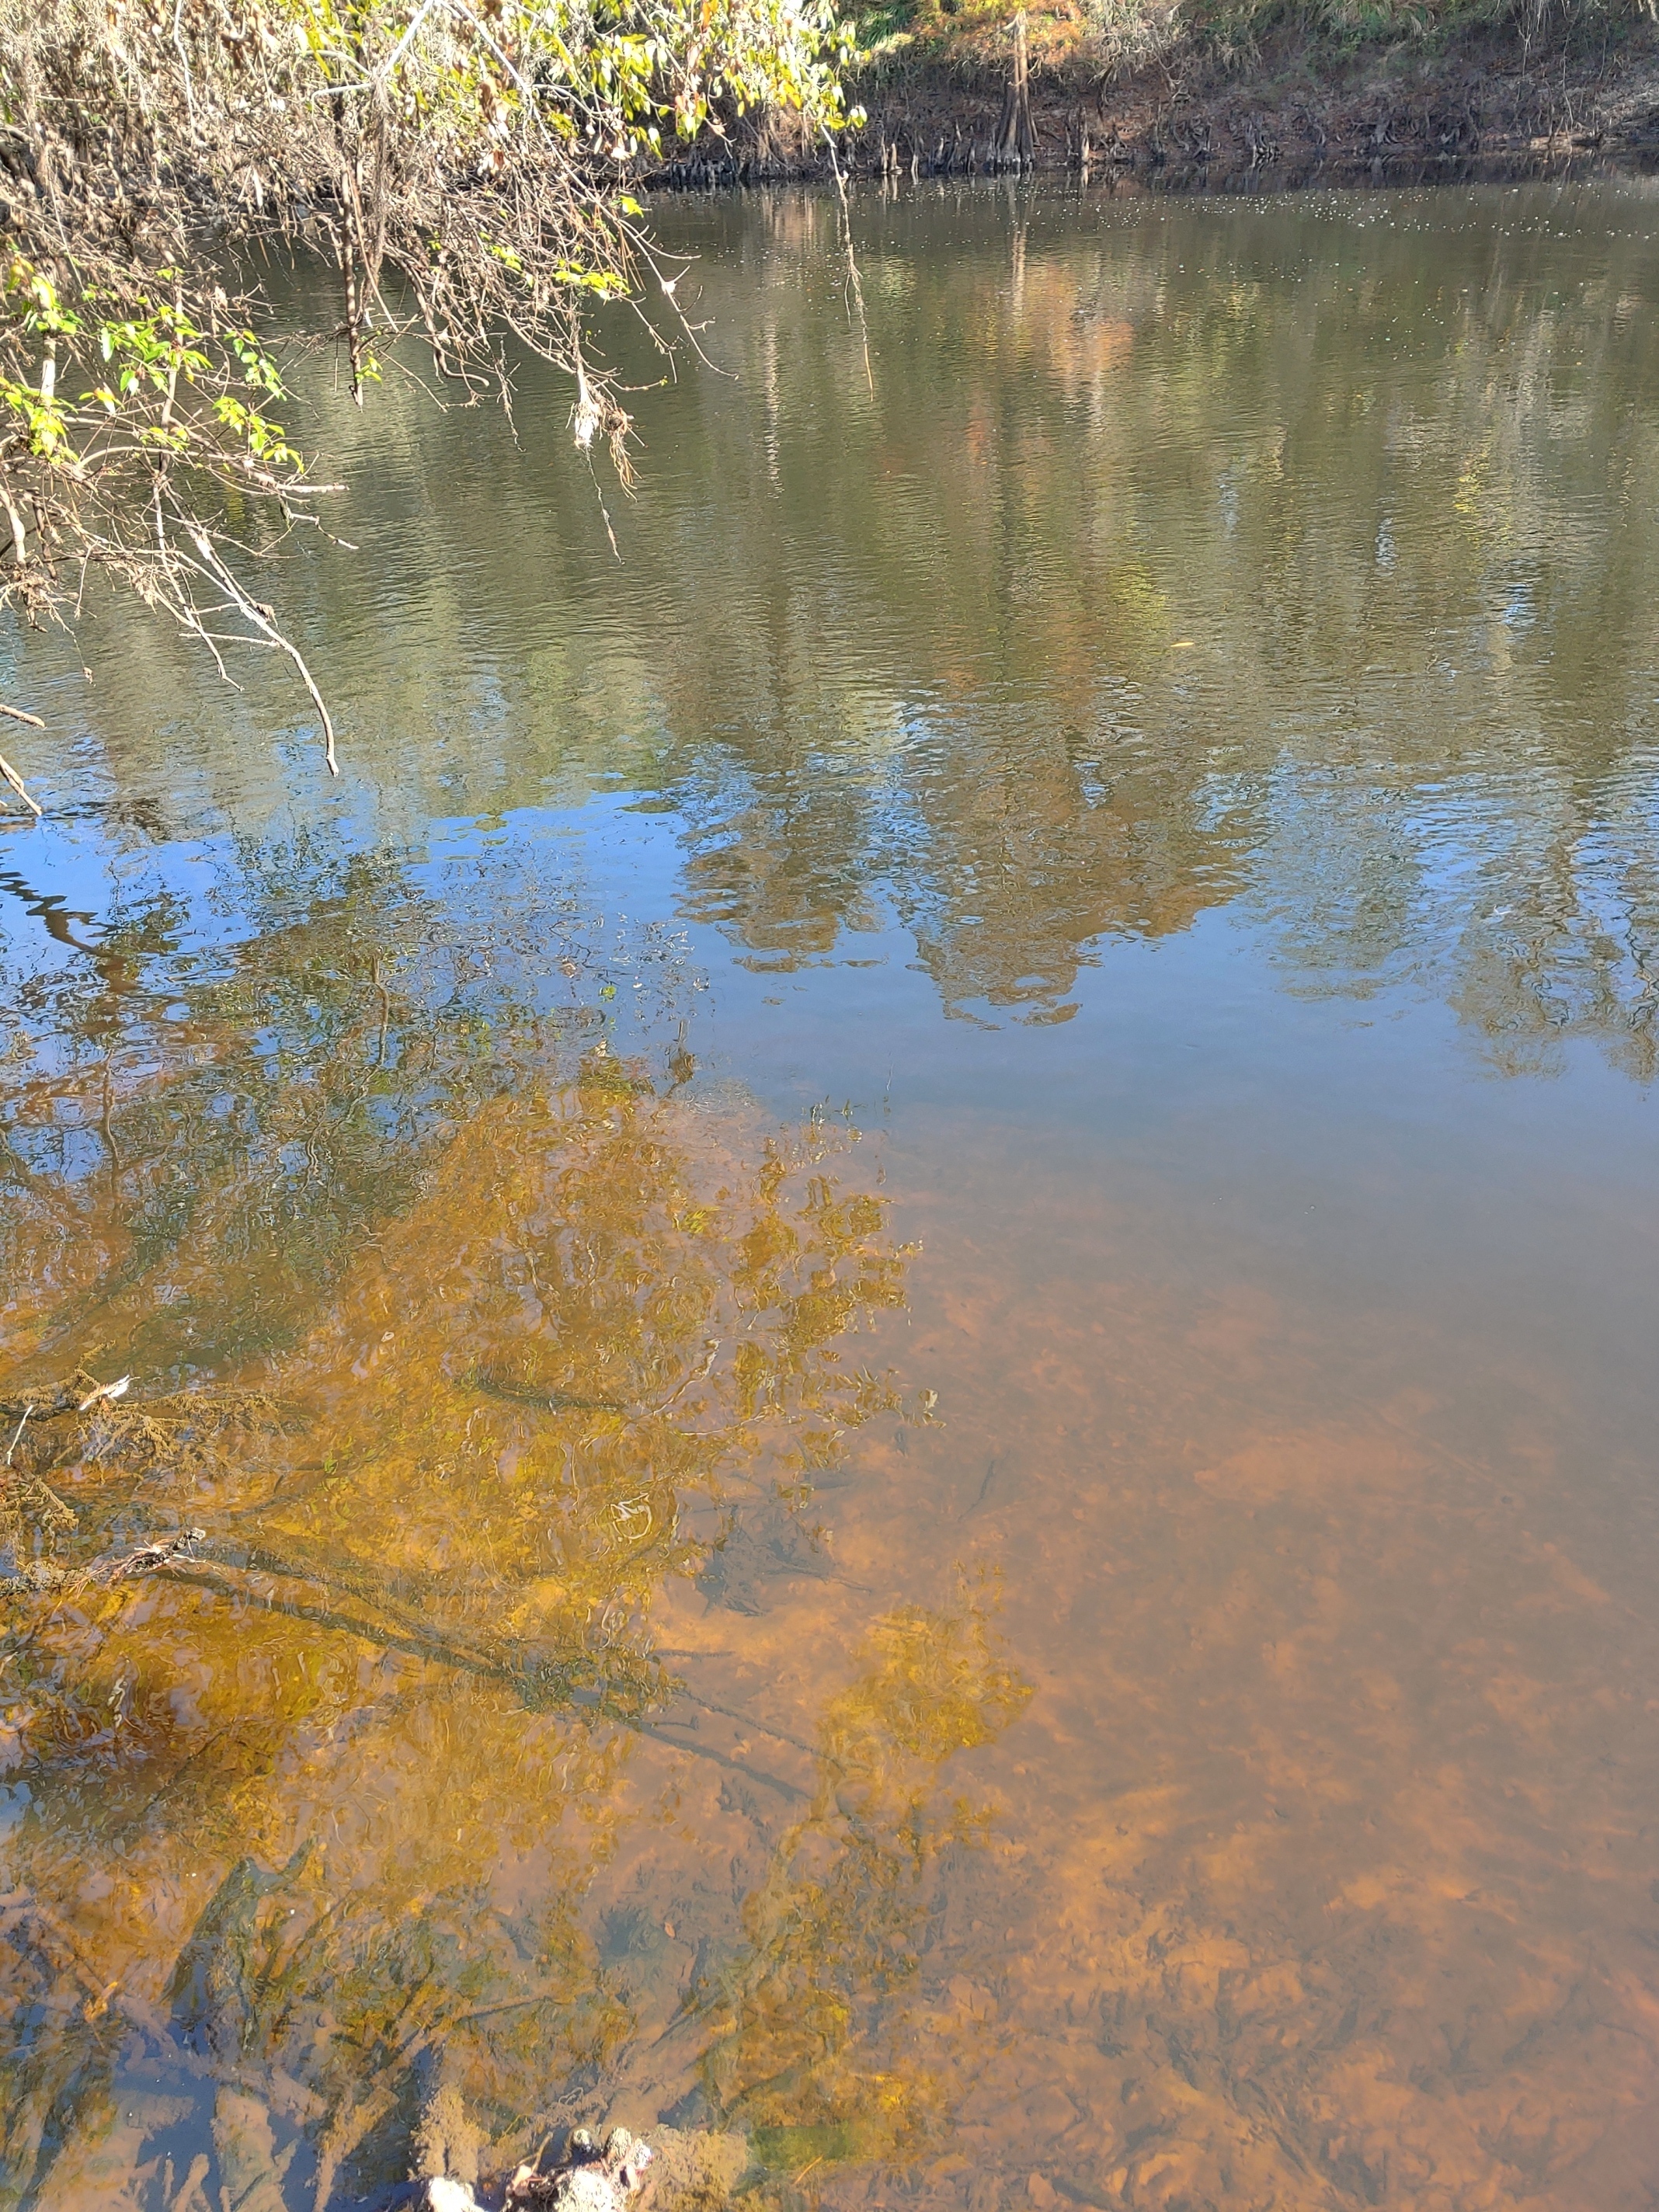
top-left (652, 0), bottom-right (1659, 181)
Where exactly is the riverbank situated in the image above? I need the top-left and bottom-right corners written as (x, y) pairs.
top-left (646, 16), bottom-right (1659, 186)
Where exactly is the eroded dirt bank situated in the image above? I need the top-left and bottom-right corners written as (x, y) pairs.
top-left (649, 24), bottom-right (1659, 187)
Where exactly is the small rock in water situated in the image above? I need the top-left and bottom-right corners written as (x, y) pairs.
top-left (423, 2183), bottom-right (483, 2212)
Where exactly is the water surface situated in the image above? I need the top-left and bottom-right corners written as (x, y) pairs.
top-left (3, 176), bottom-right (1659, 2212)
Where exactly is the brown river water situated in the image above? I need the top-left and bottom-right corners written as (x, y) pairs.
top-left (2, 178), bottom-right (1658, 2212)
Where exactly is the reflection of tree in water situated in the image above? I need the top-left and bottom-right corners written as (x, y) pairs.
top-left (397, 194), bottom-right (1659, 1056)
top-left (0, 875), bottom-right (919, 2207)
top-left (699, 1584), bottom-right (1031, 2178)
top-left (17, 206), bottom-right (1659, 1056)
top-left (0, 843), bottom-right (694, 1377)
top-left (651, 224), bottom-right (1237, 1026)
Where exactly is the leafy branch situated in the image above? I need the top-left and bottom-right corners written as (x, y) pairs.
top-left (0, 0), bottom-right (861, 785)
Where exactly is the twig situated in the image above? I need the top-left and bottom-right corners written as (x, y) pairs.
top-left (4, 1407), bottom-right (30, 1467)
top-left (171, 0), bottom-right (198, 137)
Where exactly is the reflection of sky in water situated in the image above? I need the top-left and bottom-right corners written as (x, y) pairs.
top-left (3, 176), bottom-right (1659, 2212)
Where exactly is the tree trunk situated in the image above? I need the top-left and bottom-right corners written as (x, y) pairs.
top-left (994, 12), bottom-right (1036, 169)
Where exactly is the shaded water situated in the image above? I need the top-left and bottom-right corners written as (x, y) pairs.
top-left (3, 177), bottom-right (1659, 2211)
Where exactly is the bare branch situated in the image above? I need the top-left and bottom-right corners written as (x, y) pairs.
top-left (179, 527), bottom-right (339, 774)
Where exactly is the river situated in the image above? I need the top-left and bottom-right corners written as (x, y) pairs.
top-left (2, 176), bottom-right (1658, 2211)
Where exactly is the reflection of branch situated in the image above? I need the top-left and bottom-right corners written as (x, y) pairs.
top-left (632, 1719), bottom-right (806, 1802)
top-left (85, 1504), bottom-right (816, 1793)
top-left (822, 126), bottom-right (874, 398)
top-left (111, 1554), bottom-right (812, 1799)
top-left (209, 1533), bottom-right (501, 1663)
top-left (151, 1561), bottom-right (524, 1680)
top-left (450, 1989), bottom-right (574, 2028)
top-left (654, 1693), bottom-right (819, 1761)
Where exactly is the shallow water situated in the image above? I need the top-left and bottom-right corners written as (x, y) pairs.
top-left (3, 176), bottom-right (1659, 2212)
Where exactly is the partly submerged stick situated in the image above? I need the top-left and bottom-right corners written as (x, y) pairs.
top-left (0, 726), bottom-right (43, 816)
